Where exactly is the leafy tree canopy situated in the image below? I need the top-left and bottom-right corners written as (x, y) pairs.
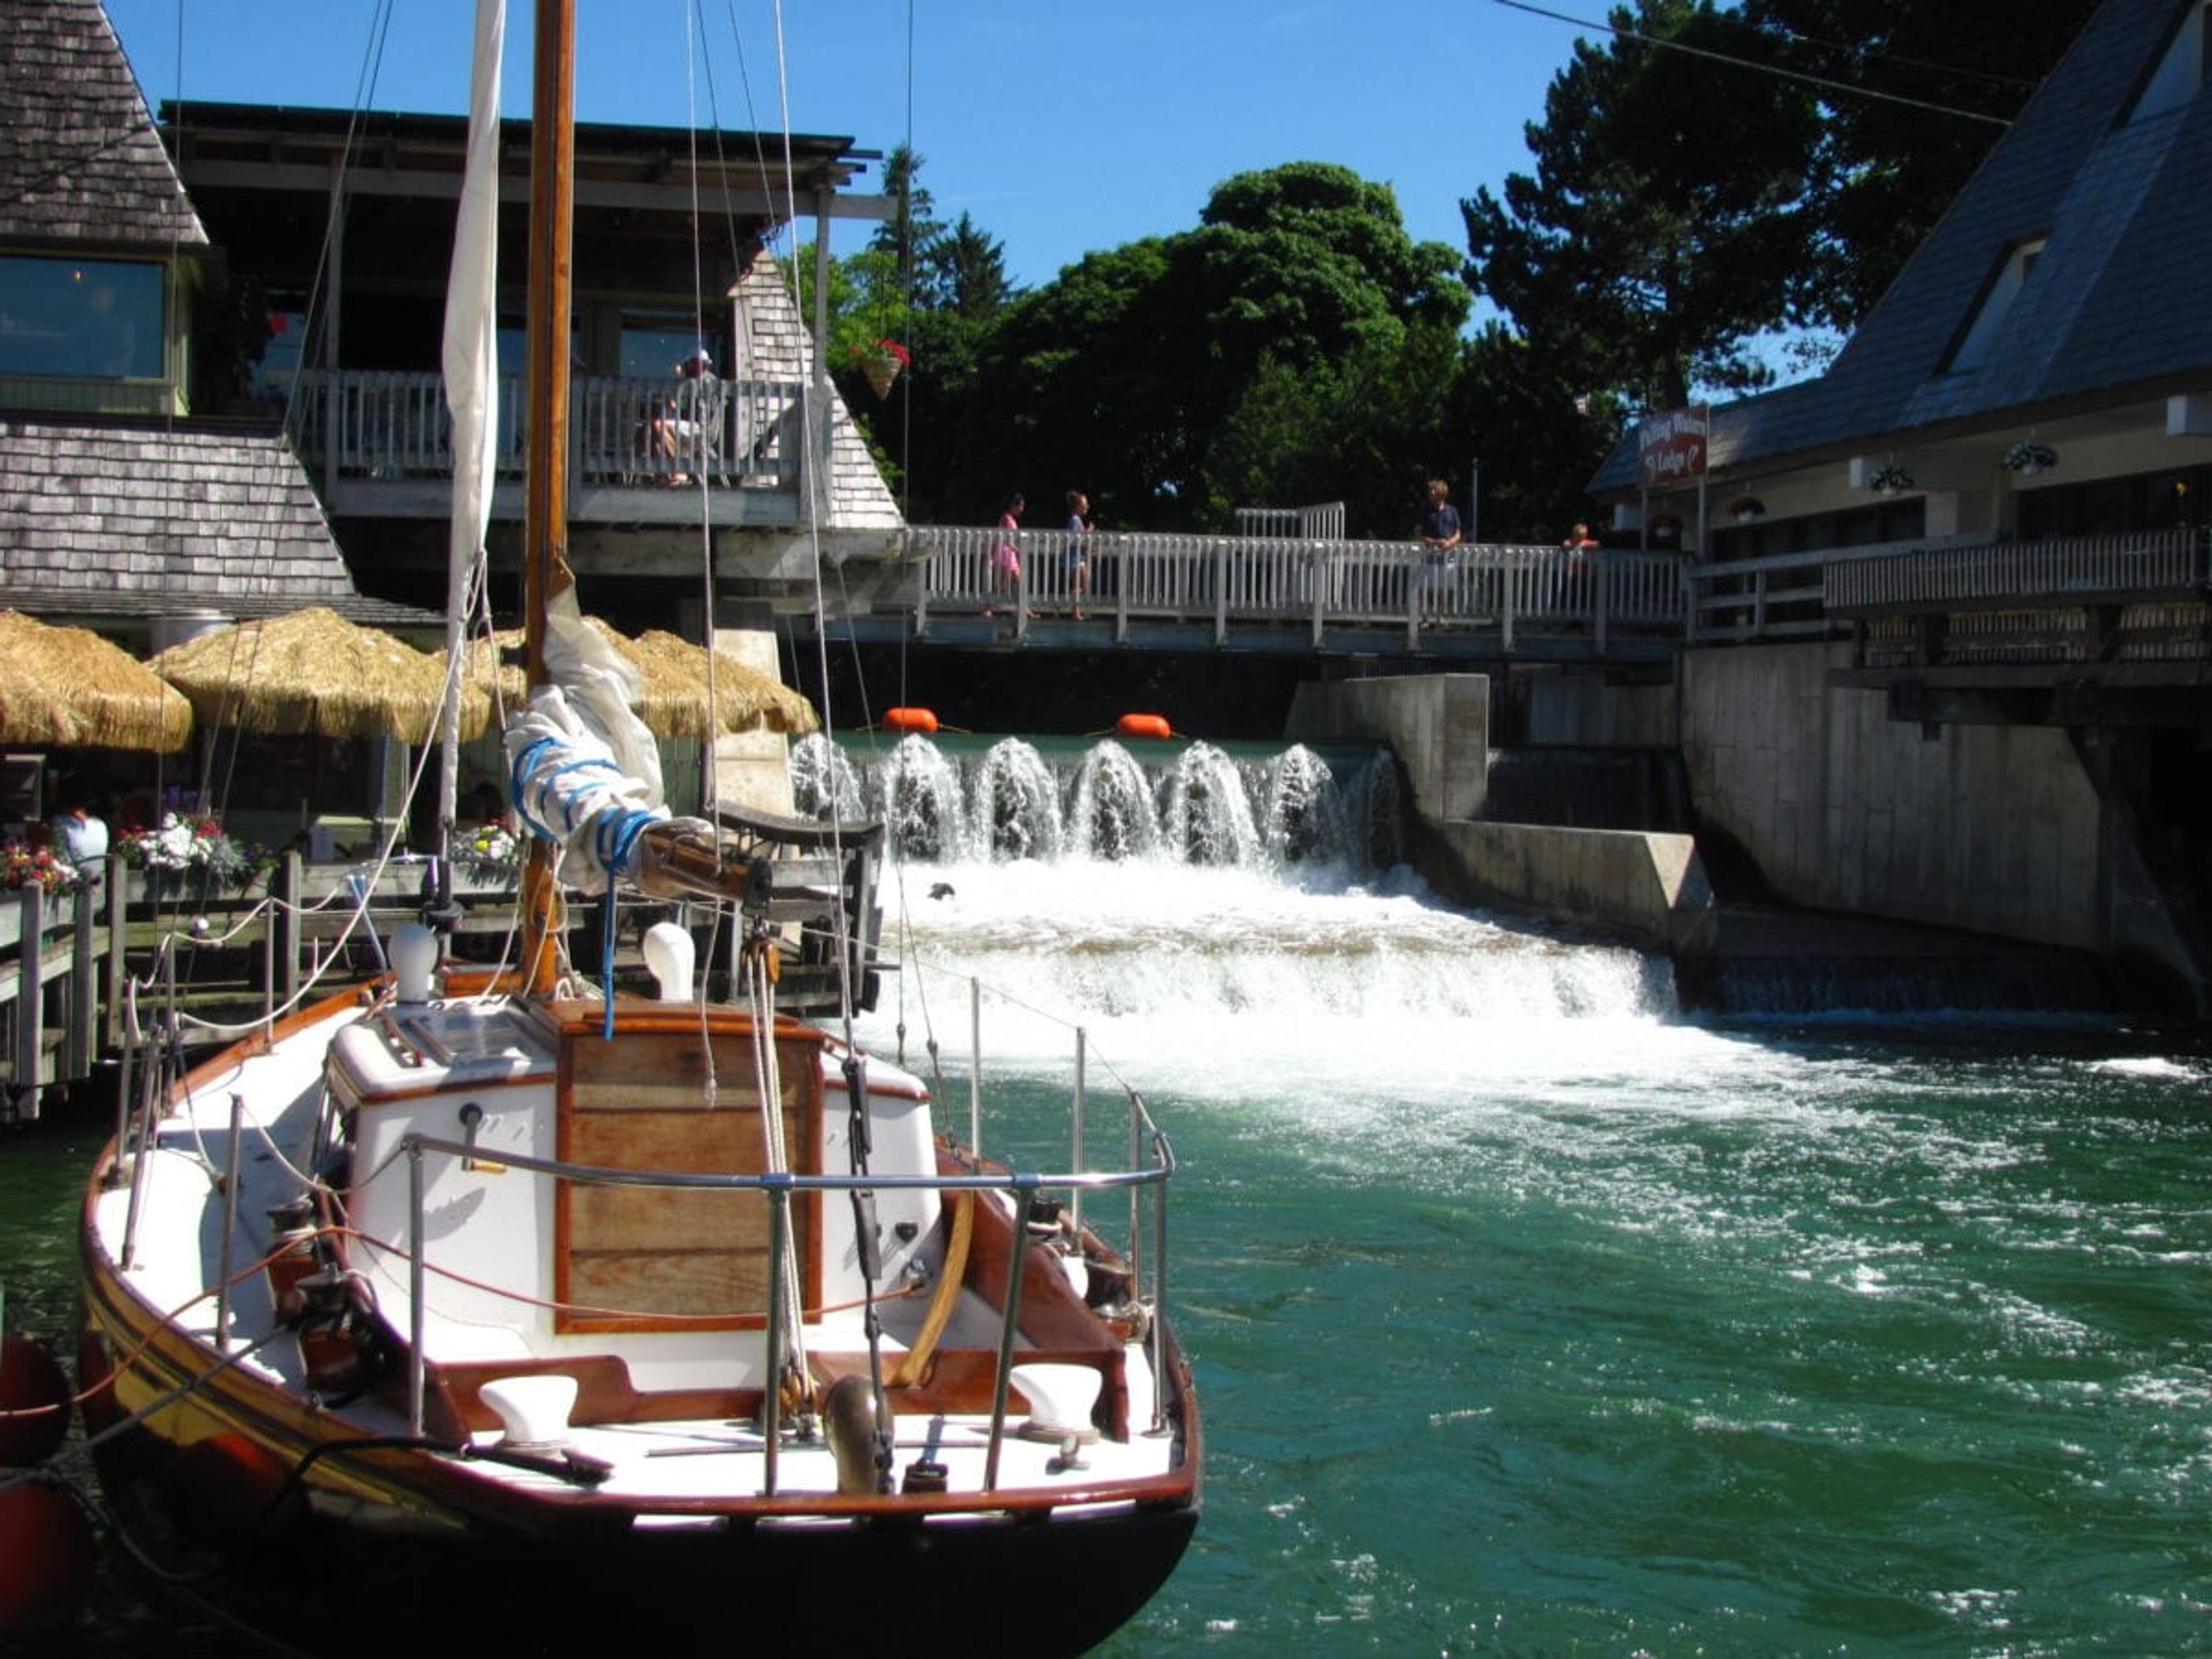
top-left (1463, 0), bottom-right (1823, 412)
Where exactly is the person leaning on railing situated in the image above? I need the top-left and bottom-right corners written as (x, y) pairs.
top-left (1415, 478), bottom-right (1462, 622)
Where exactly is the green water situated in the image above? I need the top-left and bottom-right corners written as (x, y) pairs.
top-left (9, 1015), bottom-right (2211, 1653)
top-left (1070, 1028), bottom-right (2212, 1654)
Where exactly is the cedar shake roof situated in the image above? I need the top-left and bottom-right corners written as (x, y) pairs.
top-left (0, 0), bottom-right (207, 250)
top-left (1592, 0), bottom-right (2211, 491)
top-left (732, 254), bottom-right (904, 531)
top-left (0, 416), bottom-right (431, 625)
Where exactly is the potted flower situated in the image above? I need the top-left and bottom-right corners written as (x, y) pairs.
top-left (1647, 512), bottom-right (1683, 543)
top-left (457, 821), bottom-right (520, 883)
top-left (1868, 463), bottom-right (1915, 497)
top-left (2002, 440), bottom-right (2057, 476)
top-left (1724, 493), bottom-right (1766, 524)
top-left (120, 812), bottom-right (258, 895)
top-left (849, 338), bottom-right (911, 400)
top-left (2, 840), bottom-right (83, 897)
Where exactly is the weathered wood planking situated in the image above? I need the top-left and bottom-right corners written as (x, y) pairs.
top-left (556, 1018), bottom-right (824, 1332)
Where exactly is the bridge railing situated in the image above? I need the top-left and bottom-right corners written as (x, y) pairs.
top-left (910, 525), bottom-right (1689, 650)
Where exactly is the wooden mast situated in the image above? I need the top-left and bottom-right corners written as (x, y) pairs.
top-left (520, 0), bottom-right (575, 995)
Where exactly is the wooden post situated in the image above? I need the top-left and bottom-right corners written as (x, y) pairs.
top-left (103, 853), bottom-right (127, 1052)
top-left (67, 877), bottom-right (96, 1079)
top-left (280, 852), bottom-right (303, 1007)
top-left (13, 887), bottom-right (44, 1122)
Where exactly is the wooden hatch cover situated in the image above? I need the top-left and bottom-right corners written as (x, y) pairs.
top-left (552, 1002), bottom-right (825, 1334)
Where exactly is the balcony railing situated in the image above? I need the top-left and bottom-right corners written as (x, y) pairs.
top-left (1824, 527), bottom-right (2209, 613)
top-left (287, 369), bottom-right (809, 501)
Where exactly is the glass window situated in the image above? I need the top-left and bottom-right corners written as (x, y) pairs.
top-left (0, 256), bottom-right (165, 378)
top-left (621, 312), bottom-right (710, 378)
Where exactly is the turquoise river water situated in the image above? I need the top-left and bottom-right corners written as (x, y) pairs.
top-left (5, 743), bottom-right (2210, 1654)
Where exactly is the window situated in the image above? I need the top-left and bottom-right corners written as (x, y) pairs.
top-left (1944, 238), bottom-right (2046, 373)
top-left (622, 312), bottom-right (710, 378)
top-left (0, 256), bottom-right (165, 379)
top-left (2127, 0), bottom-right (2209, 123)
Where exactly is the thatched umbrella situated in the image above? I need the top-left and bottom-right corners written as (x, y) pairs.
top-left (0, 611), bottom-right (193, 751)
top-left (434, 621), bottom-right (818, 740)
top-left (620, 626), bottom-right (819, 738)
top-left (151, 607), bottom-right (478, 743)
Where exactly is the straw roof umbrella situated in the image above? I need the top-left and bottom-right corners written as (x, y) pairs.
top-left (619, 625), bottom-right (819, 738)
top-left (0, 610), bottom-right (193, 752)
top-left (150, 606), bottom-right (479, 743)
top-left (434, 621), bottom-right (818, 740)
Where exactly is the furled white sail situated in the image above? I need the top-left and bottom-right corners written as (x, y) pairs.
top-left (437, 0), bottom-right (506, 839)
top-left (503, 597), bottom-right (680, 894)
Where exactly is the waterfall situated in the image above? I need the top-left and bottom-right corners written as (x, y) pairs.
top-left (793, 733), bottom-right (1402, 873)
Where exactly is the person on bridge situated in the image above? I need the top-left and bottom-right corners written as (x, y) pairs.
top-left (1415, 478), bottom-right (1462, 623)
top-left (1562, 522), bottom-right (1601, 560)
top-left (987, 491), bottom-right (1028, 619)
top-left (1065, 489), bottom-right (1092, 621)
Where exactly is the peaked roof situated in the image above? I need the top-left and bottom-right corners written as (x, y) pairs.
top-left (1594, 0), bottom-right (2211, 490)
top-left (0, 416), bottom-right (415, 624)
top-left (0, 0), bottom-right (207, 250)
top-left (733, 254), bottom-right (904, 531)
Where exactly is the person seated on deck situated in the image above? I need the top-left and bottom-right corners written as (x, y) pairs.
top-left (650, 348), bottom-right (720, 483)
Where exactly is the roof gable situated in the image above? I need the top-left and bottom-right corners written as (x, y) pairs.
top-left (0, 0), bottom-right (207, 249)
top-left (1594, 0), bottom-right (2211, 489)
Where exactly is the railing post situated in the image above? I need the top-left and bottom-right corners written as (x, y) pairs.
top-left (983, 1181), bottom-right (1031, 1491)
top-left (1502, 552), bottom-right (1517, 653)
top-left (1070, 1027), bottom-right (1086, 1242)
top-left (968, 976), bottom-right (982, 1158)
top-left (1310, 544), bottom-right (1325, 647)
top-left (1115, 532), bottom-right (1131, 644)
top-left (103, 852), bottom-right (127, 1053)
top-left (13, 887), bottom-right (46, 1121)
top-left (281, 853), bottom-right (302, 1007)
top-left (1594, 549), bottom-right (1611, 656)
top-left (67, 877), bottom-right (96, 1080)
top-left (1214, 541), bottom-right (1229, 645)
top-left (763, 1180), bottom-right (787, 1496)
top-left (215, 1091), bottom-right (244, 1348)
top-left (408, 1138), bottom-right (426, 1436)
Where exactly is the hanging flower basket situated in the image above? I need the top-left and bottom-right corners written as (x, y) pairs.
top-left (850, 338), bottom-right (910, 400)
top-left (1868, 463), bottom-right (1915, 497)
top-left (2002, 440), bottom-right (2057, 476)
top-left (1724, 493), bottom-right (1765, 524)
top-left (1647, 512), bottom-right (1683, 542)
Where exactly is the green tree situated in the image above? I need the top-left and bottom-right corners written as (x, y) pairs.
top-left (1745, 0), bottom-right (2100, 328)
top-left (1461, 0), bottom-right (1823, 412)
top-left (965, 162), bottom-right (1468, 531)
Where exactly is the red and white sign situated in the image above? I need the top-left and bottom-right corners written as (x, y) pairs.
top-left (1638, 405), bottom-right (1709, 487)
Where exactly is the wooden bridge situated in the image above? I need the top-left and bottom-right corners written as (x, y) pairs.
top-left (818, 527), bottom-right (1691, 663)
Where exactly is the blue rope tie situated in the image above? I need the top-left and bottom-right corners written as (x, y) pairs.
top-left (600, 884), bottom-right (617, 1040)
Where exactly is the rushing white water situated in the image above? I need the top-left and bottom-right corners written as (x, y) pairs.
top-left (818, 732), bottom-right (1791, 1116)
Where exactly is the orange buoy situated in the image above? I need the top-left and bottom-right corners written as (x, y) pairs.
top-left (0, 1333), bottom-right (70, 1467)
top-left (884, 707), bottom-right (940, 734)
top-left (1115, 713), bottom-right (1173, 740)
top-left (0, 1479), bottom-right (96, 1638)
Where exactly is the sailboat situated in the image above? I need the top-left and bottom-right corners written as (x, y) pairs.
top-left (75, 2), bottom-right (1199, 1651)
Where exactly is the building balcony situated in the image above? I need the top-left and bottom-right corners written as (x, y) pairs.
top-left (286, 368), bottom-right (816, 528)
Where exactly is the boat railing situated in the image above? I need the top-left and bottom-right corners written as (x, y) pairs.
top-left (388, 1124), bottom-right (1178, 1492)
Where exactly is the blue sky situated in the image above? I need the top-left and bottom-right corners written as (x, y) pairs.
top-left (103, 0), bottom-right (1600, 293)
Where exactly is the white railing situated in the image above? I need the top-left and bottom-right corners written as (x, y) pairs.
top-left (290, 369), bottom-right (805, 490)
top-left (909, 526), bottom-right (1689, 650)
top-left (1235, 502), bottom-right (1347, 540)
top-left (1824, 528), bottom-right (2209, 612)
